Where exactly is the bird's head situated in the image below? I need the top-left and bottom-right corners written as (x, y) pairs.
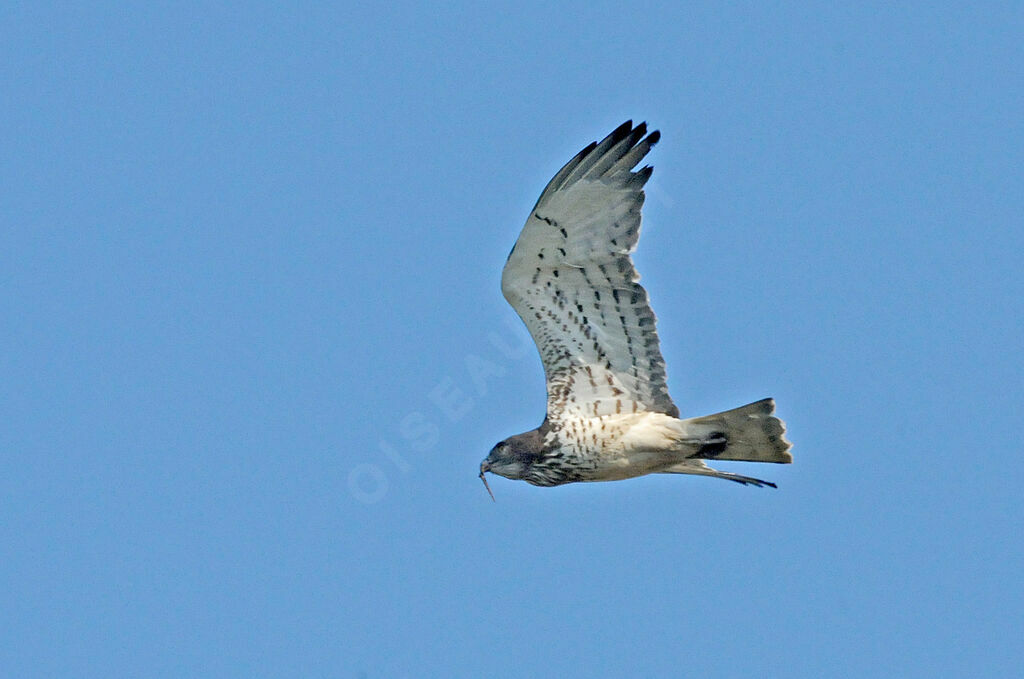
top-left (482, 439), bottom-right (529, 480)
top-left (479, 432), bottom-right (544, 500)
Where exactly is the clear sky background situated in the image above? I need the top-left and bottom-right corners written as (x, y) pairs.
top-left (2, 2), bottom-right (1022, 677)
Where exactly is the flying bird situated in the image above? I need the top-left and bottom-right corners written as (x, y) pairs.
top-left (479, 121), bottom-right (792, 499)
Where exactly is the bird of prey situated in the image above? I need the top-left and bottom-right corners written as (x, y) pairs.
top-left (479, 121), bottom-right (791, 499)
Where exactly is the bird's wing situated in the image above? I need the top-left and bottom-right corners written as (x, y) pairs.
top-left (501, 121), bottom-right (679, 423)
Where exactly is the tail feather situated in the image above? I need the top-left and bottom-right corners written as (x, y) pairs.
top-left (683, 398), bottom-right (792, 464)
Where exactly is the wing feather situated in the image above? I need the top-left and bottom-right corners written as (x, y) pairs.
top-left (502, 122), bottom-right (679, 422)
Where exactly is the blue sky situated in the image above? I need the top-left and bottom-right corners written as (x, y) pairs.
top-left (2, 2), bottom-right (1022, 677)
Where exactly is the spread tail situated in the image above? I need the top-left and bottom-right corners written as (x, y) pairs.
top-left (683, 398), bottom-right (792, 464)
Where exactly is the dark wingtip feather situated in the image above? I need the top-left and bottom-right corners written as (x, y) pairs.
top-left (633, 165), bottom-right (654, 185)
top-left (731, 477), bottom-right (777, 488)
top-left (532, 120), bottom-right (658, 208)
top-left (606, 120), bottom-right (636, 148)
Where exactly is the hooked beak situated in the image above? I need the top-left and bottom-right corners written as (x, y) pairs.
top-left (479, 462), bottom-right (495, 502)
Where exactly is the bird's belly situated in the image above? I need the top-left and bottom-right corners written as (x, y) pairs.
top-left (557, 412), bottom-right (688, 481)
top-left (578, 450), bottom-right (681, 482)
